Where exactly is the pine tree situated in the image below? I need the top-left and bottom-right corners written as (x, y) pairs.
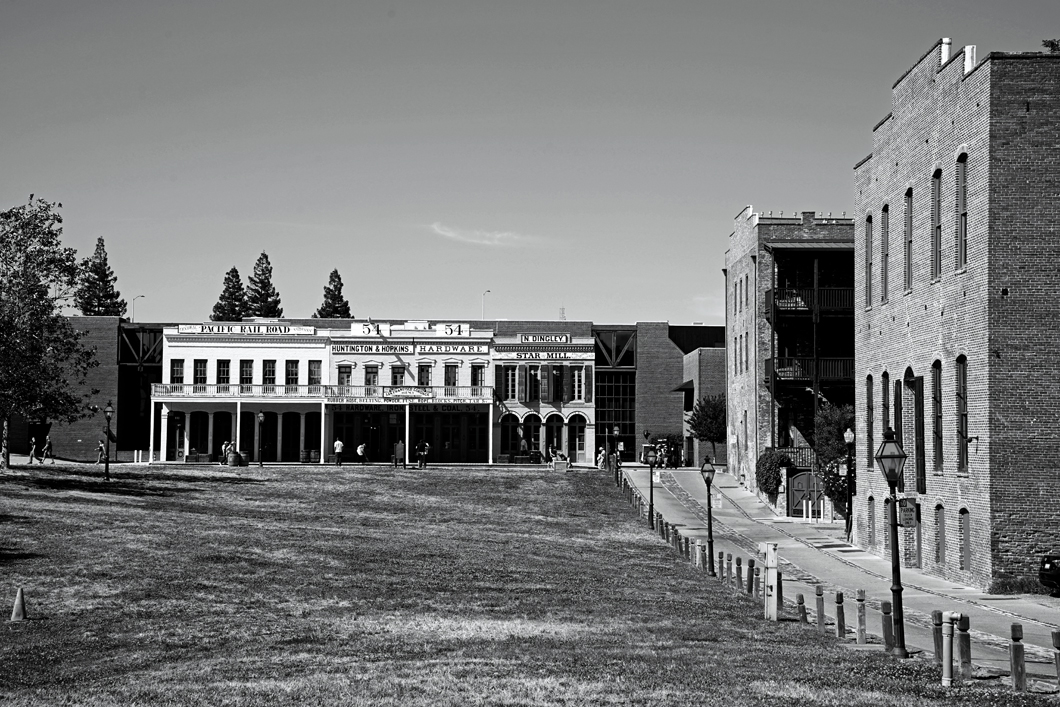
top-left (312, 269), bottom-right (352, 318)
top-left (210, 267), bottom-right (246, 321)
top-left (245, 252), bottom-right (282, 318)
top-left (74, 237), bottom-right (127, 316)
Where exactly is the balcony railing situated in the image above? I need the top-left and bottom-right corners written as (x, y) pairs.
top-left (766, 357), bottom-right (854, 382)
top-left (152, 383), bottom-right (495, 402)
top-left (769, 446), bottom-right (815, 469)
top-left (766, 287), bottom-right (854, 320)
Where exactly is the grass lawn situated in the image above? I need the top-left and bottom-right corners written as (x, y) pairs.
top-left (0, 463), bottom-right (1053, 706)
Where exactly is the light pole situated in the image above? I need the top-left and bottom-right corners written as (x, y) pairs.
top-left (646, 447), bottom-right (658, 529)
top-left (481, 289), bottom-right (490, 320)
top-left (875, 426), bottom-right (909, 659)
top-left (700, 457), bottom-right (717, 577)
top-left (843, 427), bottom-right (855, 541)
top-left (131, 294), bottom-right (145, 322)
top-left (257, 411), bottom-right (265, 468)
top-left (611, 425), bottom-right (620, 484)
top-left (103, 401), bottom-right (114, 481)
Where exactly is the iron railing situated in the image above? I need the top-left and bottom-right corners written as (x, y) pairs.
top-left (769, 446), bottom-right (815, 469)
top-left (767, 357), bottom-right (854, 381)
top-left (152, 384), bottom-right (495, 401)
top-left (768, 287), bottom-right (854, 314)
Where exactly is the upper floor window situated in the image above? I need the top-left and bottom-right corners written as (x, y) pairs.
top-left (904, 189), bottom-right (913, 290)
top-left (262, 360), bottom-right (276, 386)
top-left (417, 364), bottom-right (432, 386)
top-left (308, 360), bottom-right (321, 386)
top-left (528, 365), bottom-right (541, 401)
top-left (391, 366), bottom-right (406, 386)
top-left (956, 154), bottom-right (968, 269)
top-left (285, 360), bottom-right (299, 386)
top-left (471, 364), bottom-right (485, 388)
top-left (337, 365), bottom-right (352, 386)
top-left (956, 355), bottom-right (968, 473)
top-left (217, 359), bottom-right (231, 385)
top-left (931, 169), bottom-right (942, 279)
top-left (864, 215), bottom-right (873, 305)
top-left (571, 366), bottom-right (584, 401)
top-left (880, 205), bottom-right (890, 303)
top-left (364, 365), bottom-right (378, 387)
top-left (932, 360), bottom-right (943, 472)
top-left (882, 371), bottom-right (890, 429)
top-left (444, 364), bottom-right (458, 387)
top-left (170, 359), bottom-right (184, 384)
top-left (866, 375), bottom-right (874, 468)
top-left (193, 359), bottom-right (207, 385)
top-left (504, 366), bottom-right (517, 401)
top-left (239, 360), bottom-right (253, 386)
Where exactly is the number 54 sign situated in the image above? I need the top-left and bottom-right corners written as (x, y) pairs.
top-left (436, 323), bottom-right (470, 337)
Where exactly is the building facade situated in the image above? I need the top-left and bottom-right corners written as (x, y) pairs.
top-left (853, 39), bottom-right (1060, 590)
top-left (725, 208), bottom-right (855, 516)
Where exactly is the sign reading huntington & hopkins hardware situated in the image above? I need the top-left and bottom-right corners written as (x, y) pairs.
top-left (332, 342), bottom-right (414, 355)
top-left (177, 324), bottom-right (316, 335)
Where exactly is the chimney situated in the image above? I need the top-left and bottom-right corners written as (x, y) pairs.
top-left (964, 45), bottom-right (976, 74)
top-left (940, 37), bottom-right (952, 64)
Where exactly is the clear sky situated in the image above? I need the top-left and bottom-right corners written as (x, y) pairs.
top-left (2, 1), bottom-right (1055, 325)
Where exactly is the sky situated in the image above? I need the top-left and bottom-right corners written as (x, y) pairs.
top-left (2, 0), bottom-right (1055, 326)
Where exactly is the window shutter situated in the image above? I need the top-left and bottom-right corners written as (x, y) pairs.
top-left (563, 365), bottom-right (572, 403)
top-left (540, 365), bottom-right (550, 402)
top-left (495, 365), bottom-right (504, 400)
top-left (584, 365), bottom-right (593, 402)
top-left (517, 365), bottom-right (527, 403)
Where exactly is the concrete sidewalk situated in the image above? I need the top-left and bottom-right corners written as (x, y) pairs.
top-left (622, 467), bottom-right (1060, 685)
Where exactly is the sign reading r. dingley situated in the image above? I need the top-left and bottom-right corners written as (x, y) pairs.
top-left (178, 324), bottom-right (315, 335)
top-left (519, 333), bottom-right (570, 344)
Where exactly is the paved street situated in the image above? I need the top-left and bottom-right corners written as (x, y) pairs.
top-left (623, 466), bottom-right (1060, 684)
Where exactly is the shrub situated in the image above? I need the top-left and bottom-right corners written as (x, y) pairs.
top-left (755, 449), bottom-right (791, 496)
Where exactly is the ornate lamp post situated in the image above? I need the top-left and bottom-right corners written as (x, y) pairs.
top-left (257, 411), bottom-right (265, 468)
top-left (844, 427), bottom-right (855, 540)
top-left (609, 424), bottom-right (621, 484)
top-left (646, 446), bottom-right (658, 529)
top-left (103, 401), bottom-right (114, 482)
top-left (875, 427), bottom-right (909, 658)
top-left (700, 457), bottom-right (717, 577)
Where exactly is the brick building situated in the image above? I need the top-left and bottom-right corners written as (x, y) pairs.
top-left (725, 207), bottom-right (855, 516)
top-left (853, 39), bottom-right (1060, 590)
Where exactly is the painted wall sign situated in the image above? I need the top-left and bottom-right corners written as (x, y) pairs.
top-left (383, 387), bottom-right (434, 399)
top-left (353, 322), bottom-right (392, 337)
top-left (331, 403), bottom-right (404, 411)
top-left (410, 404), bottom-right (489, 413)
top-left (177, 324), bottom-right (316, 335)
top-left (332, 343), bottom-right (413, 355)
top-left (493, 350), bottom-right (594, 360)
top-left (519, 333), bottom-right (571, 344)
top-left (415, 343), bottom-right (490, 355)
top-left (434, 323), bottom-right (471, 337)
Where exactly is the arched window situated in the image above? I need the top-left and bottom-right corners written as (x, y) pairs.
top-left (932, 361), bottom-right (943, 472)
top-left (956, 355), bottom-right (968, 472)
top-left (867, 496), bottom-right (876, 546)
top-left (523, 414), bottom-right (542, 453)
top-left (882, 371), bottom-right (890, 431)
top-left (935, 504), bottom-right (946, 565)
top-left (881, 205), bottom-right (890, 303)
top-left (904, 188), bottom-right (913, 290)
top-left (865, 215), bottom-right (873, 306)
top-left (866, 375), bottom-right (874, 468)
top-left (956, 154), bottom-right (968, 269)
top-left (500, 414), bottom-right (521, 455)
top-left (931, 169), bottom-right (942, 279)
top-left (959, 508), bottom-right (971, 570)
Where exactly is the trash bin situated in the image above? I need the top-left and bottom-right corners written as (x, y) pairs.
top-left (299, 450), bottom-right (310, 463)
top-left (227, 451), bottom-right (240, 467)
top-left (310, 450), bottom-right (320, 462)
top-left (238, 451), bottom-right (250, 467)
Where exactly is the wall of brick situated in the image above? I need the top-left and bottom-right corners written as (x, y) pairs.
top-left (53, 316), bottom-right (123, 462)
top-left (683, 347), bottom-right (727, 466)
top-left (634, 322), bottom-right (686, 445)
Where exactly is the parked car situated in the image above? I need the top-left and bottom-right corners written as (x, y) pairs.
top-left (1039, 555), bottom-right (1060, 595)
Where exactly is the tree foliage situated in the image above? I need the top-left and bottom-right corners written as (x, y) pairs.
top-left (1043, 39), bottom-right (1060, 54)
top-left (686, 394), bottom-right (726, 461)
top-left (245, 252), bottom-right (282, 318)
top-left (74, 236), bottom-right (127, 316)
top-left (312, 269), bottom-right (352, 319)
top-left (211, 267), bottom-right (246, 322)
top-left (0, 197), bottom-right (99, 468)
top-left (813, 402), bottom-right (856, 515)
top-left (755, 449), bottom-right (790, 496)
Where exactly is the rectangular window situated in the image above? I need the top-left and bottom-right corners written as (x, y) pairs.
top-left (504, 366), bottom-right (517, 401)
top-left (308, 360), bottom-right (322, 386)
top-left (444, 364), bottom-right (458, 387)
top-left (240, 360), bottom-right (253, 389)
top-left (734, 337), bottom-right (739, 374)
top-left (193, 359), bottom-right (207, 385)
top-left (865, 216), bottom-right (873, 306)
top-left (285, 360), bottom-right (299, 386)
top-left (263, 360), bottom-right (276, 386)
top-left (364, 365), bottom-right (378, 387)
top-left (866, 377), bottom-right (874, 468)
top-left (956, 156), bottom-right (968, 269)
top-left (471, 364), bottom-right (485, 388)
top-left (904, 190), bottom-right (913, 290)
top-left (932, 363), bottom-right (943, 472)
top-left (956, 357), bottom-right (968, 473)
top-left (216, 359), bottom-right (231, 385)
top-left (571, 366), bottom-right (584, 400)
top-left (552, 365), bottom-right (565, 402)
top-left (931, 170), bottom-right (942, 279)
top-left (881, 206), bottom-right (889, 303)
top-left (528, 365), bottom-right (540, 401)
top-left (337, 365), bottom-right (352, 386)
top-left (418, 364), bottom-right (432, 387)
top-left (170, 359), bottom-right (184, 384)
top-left (391, 366), bottom-right (405, 386)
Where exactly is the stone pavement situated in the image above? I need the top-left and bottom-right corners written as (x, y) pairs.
top-left (621, 466), bottom-right (1060, 685)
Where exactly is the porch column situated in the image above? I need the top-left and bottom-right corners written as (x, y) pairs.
top-left (149, 401), bottom-right (157, 463)
top-left (159, 404), bottom-right (169, 462)
top-left (253, 412), bottom-right (259, 464)
top-left (561, 421), bottom-right (569, 461)
top-left (405, 403), bottom-right (411, 466)
top-left (487, 402), bottom-right (494, 465)
top-left (182, 415), bottom-right (190, 460)
top-left (276, 413), bottom-right (283, 463)
top-left (299, 412), bottom-right (306, 460)
top-left (235, 401), bottom-right (242, 453)
top-left (207, 412), bottom-right (215, 461)
top-left (319, 402), bottom-right (326, 464)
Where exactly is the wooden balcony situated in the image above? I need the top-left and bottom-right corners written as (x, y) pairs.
top-left (151, 384), bottom-right (495, 403)
top-left (765, 357), bottom-right (854, 382)
top-left (765, 287), bottom-right (854, 321)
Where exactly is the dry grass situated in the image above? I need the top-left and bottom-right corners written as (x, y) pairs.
top-left (0, 464), bottom-right (1053, 706)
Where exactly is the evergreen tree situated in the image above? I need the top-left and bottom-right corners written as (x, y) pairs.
top-left (74, 236), bottom-right (127, 316)
top-left (686, 394), bottom-right (726, 462)
top-left (245, 252), bottom-right (282, 318)
top-left (312, 269), bottom-right (352, 318)
top-left (210, 267), bottom-right (246, 322)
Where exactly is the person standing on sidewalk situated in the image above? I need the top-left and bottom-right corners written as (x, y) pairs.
top-left (357, 442), bottom-right (368, 465)
top-left (394, 440), bottom-right (406, 469)
top-left (333, 437), bottom-right (344, 466)
top-left (40, 436), bottom-right (54, 464)
top-left (27, 437), bottom-right (38, 464)
top-left (416, 439), bottom-right (429, 469)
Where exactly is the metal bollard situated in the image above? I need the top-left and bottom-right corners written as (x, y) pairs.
top-left (932, 610), bottom-right (944, 665)
top-left (856, 589), bottom-right (867, 644)
top-left (725, 553), bottom-right (732, 585)
top-left (882, 601), bottom-right (895, 653)
top-left (941, 611), bottom-right (962, 687)
top-left (796, 593), bottom-right (808, 623)
top-left (694, 541), bottom-right (704, 569)
top-left (957, 615), bottom-right (972, 682)
top-left (1011, 623), bottom-right (1026, 692)
top-left (735, 557), bottom-right (743, 589)
top-left (746, 559), bottom-right (755, 595)
top-left (718, 551), bottom-right (725, 581)
top-left (753, 567), bottom-right (761, 600)
top-left (835, 592), bottom-right (846, 639)
top-left (815, 586), bottom-right (826, 633)
top-left (777, 571), bottom-right (783, 608)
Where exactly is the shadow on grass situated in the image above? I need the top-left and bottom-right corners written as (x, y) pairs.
top-left (0, 547), bottom-right (43, 565)
top-left (0, 467), bottom-right (266, 498)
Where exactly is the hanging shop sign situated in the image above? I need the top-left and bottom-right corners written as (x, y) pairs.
top-left (177, 324), bottom-right (316, 335)
top-left (383, 386), bottom-right (435, 399)
top-left (411, 404), bottom-right (489, 413)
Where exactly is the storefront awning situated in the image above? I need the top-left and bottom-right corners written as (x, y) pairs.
top-left (672, 380), bottom-right (695, 392)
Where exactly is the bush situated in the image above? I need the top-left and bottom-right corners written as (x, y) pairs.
top-left (755, 449), bottom-right (791, 496)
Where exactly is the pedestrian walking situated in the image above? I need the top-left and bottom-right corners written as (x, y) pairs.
top-left (357, 442), bottom-right (368, 465)
top-left (27, 437), bottom-right (38, 465)
top-left (95, 440), bottom-right (106, 464)
top-left (394, 439), bottom-right (406, 468)
top-left (333, 437), bottom-right (344, 466)
top-left (416, 439), bottom-right (429, 469)
top-left (41, 436), bottom-right (54, 464)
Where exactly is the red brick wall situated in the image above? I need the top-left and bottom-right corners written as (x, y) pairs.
top-left (634, 322), bottom-right (685, 442)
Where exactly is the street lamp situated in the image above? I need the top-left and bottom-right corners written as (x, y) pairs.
top-left (875, 426), bottom-right (909, 659)
top-left (700, 457), bottom-right (717, 577)
top-left (646, 446), bottom-right (657, 529)
top-left (612, 425), bottom-right (620, 482)
top-left (257, 411), bottom-right (265, 468)
top-left (844, 427), bottom-right (855, 541)
top-left (103, 401), bottom-right (114, 481)
top-left (481, 289), bottom-right (490, 320)
top-left (131, 294), bottom-right (145, 322)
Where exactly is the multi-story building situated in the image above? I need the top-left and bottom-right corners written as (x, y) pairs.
top-left (725, 208), bottom-right (855, 516)
top-left (853, 39), bottom-right (1060, 590)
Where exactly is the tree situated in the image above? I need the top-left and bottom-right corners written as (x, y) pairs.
top-left (755, 449), bottom-right (790, 497)
top-left (813, 402), bottom-right (856, 518)
top-left (245, 252), bottom-right (282, 318)
top-left (686, 394), bottom-right (726, 462)
top-left (210, 267), bottom-right (246, 322)
top-left (0, 197), bottom-right (99, 469)
top-left (74, 236), bottom-right (127, 316)
top-left (312, 269), bottom-right (352, 318)
top-left (1043, 39), bottom-right (1060, 54)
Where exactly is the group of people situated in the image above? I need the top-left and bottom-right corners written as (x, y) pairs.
top-left (26, 436), bottom-right (55, 464)
top-left (332, 438), bottom-right (431, 468)
top-left (596, 446), bottom-right (622, 472)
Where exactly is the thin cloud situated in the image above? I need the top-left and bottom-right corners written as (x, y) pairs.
top-left (429, 222), bottom-right (535, 247)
